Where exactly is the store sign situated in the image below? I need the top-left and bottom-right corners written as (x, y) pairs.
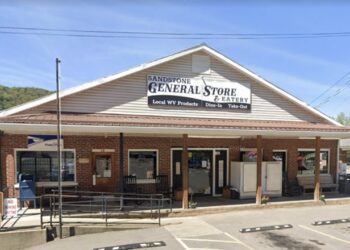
top-left (27, 135), bottom-right (63, 150)
top-left (4, 198), bottom-right (17, 217)
top-left (147, 75), bottom-right (251, 110)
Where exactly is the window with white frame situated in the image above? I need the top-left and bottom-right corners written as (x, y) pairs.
top-left (297, 149), bottom-right (329, 175)
top-left (128, 150), bottom-right (158, 179)
top-left (16, 150), bottom-right (75, 182)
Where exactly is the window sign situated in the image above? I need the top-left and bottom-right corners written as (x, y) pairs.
top-left (147, 75), bottom-right (251, 110)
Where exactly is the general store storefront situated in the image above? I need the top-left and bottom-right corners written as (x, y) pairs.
top-left (1, 44), bottom-right (350, 208)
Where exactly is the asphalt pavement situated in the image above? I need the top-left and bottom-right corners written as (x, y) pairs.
top-left (27, 204), bottom-right (350, 250)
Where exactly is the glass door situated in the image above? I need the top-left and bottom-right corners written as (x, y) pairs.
top-left (171, 149), bottom-right (213, 195)
top-left (188, 150), bottom-right (212, 195)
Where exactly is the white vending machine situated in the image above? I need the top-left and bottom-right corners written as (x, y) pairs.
top-left (230, 161), bottom-right (282, 199)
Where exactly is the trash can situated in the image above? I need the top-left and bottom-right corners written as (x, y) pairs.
top-left (19, 174), bottom-right (36, 208)
top-left (230, 187), bottom-right (240, 199)
top-left (339, 174), bottom-right (350, 194)
top-left (344, 174), bottom-right (350, 194)
top-left (339, 174), bottom-right (346, 193)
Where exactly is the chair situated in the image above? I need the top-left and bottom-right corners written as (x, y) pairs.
top-left (282, 172), bottom-right (303, 197)
top-left (123, 175), bottom-right (137, 193)
top-left (156, 175), bottom-right (172, 198)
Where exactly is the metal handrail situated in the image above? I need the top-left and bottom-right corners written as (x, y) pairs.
top-left (40, 190), bottom-right (171, 229)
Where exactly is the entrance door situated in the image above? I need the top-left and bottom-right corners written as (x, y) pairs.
top-left (93, 153), bottom-right (115, 192)
top-left (173, 149), bottom-right (226, 196)
top-left (172, 149), bottom-right (212, 195)
top-left (188, 150), bottom-right (212, 195)
top-left (214, 150), bottom-right (228, 195)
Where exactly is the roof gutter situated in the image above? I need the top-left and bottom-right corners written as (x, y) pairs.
top-left (0, 123), bottom-right (350, 139)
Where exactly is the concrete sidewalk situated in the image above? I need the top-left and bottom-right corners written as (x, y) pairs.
top-left (2, 196), bottom-right (350, 231)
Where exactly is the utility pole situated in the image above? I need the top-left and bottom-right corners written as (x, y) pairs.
top-left (56, 58), bottom-right (63, 239)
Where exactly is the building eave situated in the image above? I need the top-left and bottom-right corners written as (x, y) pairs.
top-left (0, 123), bottom-right (349, 139)
top-left (0, 44), bottom-right (341, 126)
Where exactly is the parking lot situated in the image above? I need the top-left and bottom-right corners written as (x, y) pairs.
top-left (197, 204), bottom-right (350, 250)
top-left (28, 204), bottom-right (350, 250)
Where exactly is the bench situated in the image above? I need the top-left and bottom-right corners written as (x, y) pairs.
top-left (297, 174), bottom-right (337, 192)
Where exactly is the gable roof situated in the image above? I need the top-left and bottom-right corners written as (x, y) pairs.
top-left (0, 44), bottom-right (341, 126)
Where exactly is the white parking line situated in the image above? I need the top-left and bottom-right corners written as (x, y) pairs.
top-left (176, 234), bottom-right (254, 250)
top-left (180, 238), bottom-right (238, 243)
top-left (176, 238), bottom-right (191, 250)
top-left (299, 225), bottom-right (350, 245)
top-left (224, 232), bottom-right (256, 250)
top-left (189, 248), bottom-right (221, 250)
top-left (176, 238), bottom-right (221, 250)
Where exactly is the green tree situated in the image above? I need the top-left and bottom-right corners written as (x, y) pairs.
top-left (336, 112), bottom-right (350, 125)
top-left (0, 84), bottom-right (52, 110)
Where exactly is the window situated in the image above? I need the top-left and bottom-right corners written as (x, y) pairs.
top-left (240, 148), bottom-right (263, 162)
top-left (129, 150), bottom-right (158, 179)
top-left (95, 155), bottom-right (112, 178)
top-left (272, 150), bottom-right (287, 172)
top-left (346, 151), bottom-right (350, 165)
top-left (297, 150), bottom-right (329, 175)
top-left (16, 150), bottom-right (75, 182)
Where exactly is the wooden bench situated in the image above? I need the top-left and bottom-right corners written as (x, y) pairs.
top-left (297, 174), bottom-right (337, 192)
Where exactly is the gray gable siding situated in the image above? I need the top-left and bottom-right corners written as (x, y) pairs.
top-left (26, 52), bottom-right (328, 123)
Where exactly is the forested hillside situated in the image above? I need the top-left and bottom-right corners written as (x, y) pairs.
top-left (0, 85), bottom-right (52, 110)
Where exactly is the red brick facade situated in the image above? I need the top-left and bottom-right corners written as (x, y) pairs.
top-left (0, 134), bottom-right (338, 196)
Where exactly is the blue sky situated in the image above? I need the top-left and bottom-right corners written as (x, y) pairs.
top-left (1, 0), bottom-right (350, 117)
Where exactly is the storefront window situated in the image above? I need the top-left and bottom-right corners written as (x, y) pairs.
top-left (297, 150), bottom-right (329, 175)
top-left (129, 150), bottom-right (157, 179)
top-left (95, 155), bottom-right (112, 178)
top-left (346, 151), bottom-right (350, 165)
top-left (16, 150), bottom-right (75, 182)
top-left (240, 148), bottom-right (263, 162)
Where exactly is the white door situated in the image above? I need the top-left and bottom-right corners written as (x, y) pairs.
top-left (265, 162), bottom-right (282, 192)
top-left (243, 163), bottom-right (257, 193)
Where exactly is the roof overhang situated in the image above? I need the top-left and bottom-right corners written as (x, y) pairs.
top-left (0, 44), bottom-right (341, 126)
top-left (1, 123), bottom-right (349, 139)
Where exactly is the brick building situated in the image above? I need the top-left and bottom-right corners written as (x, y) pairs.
top-left (0, 44), bottom-right (349, 208)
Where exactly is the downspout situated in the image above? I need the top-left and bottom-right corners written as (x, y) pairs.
top-left (336, 139), bottom-right (340, 189)
top-left (119, 133), bottom-right (124, 192)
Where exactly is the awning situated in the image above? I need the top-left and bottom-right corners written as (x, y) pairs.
top-left (1, 112), bottom-right (350, 138)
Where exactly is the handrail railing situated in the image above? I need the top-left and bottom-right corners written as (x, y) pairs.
top-left (40, 190), bottom-right (172, 229)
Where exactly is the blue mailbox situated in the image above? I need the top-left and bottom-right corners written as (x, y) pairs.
top-left (19, 173), bottom-right (36, 209)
